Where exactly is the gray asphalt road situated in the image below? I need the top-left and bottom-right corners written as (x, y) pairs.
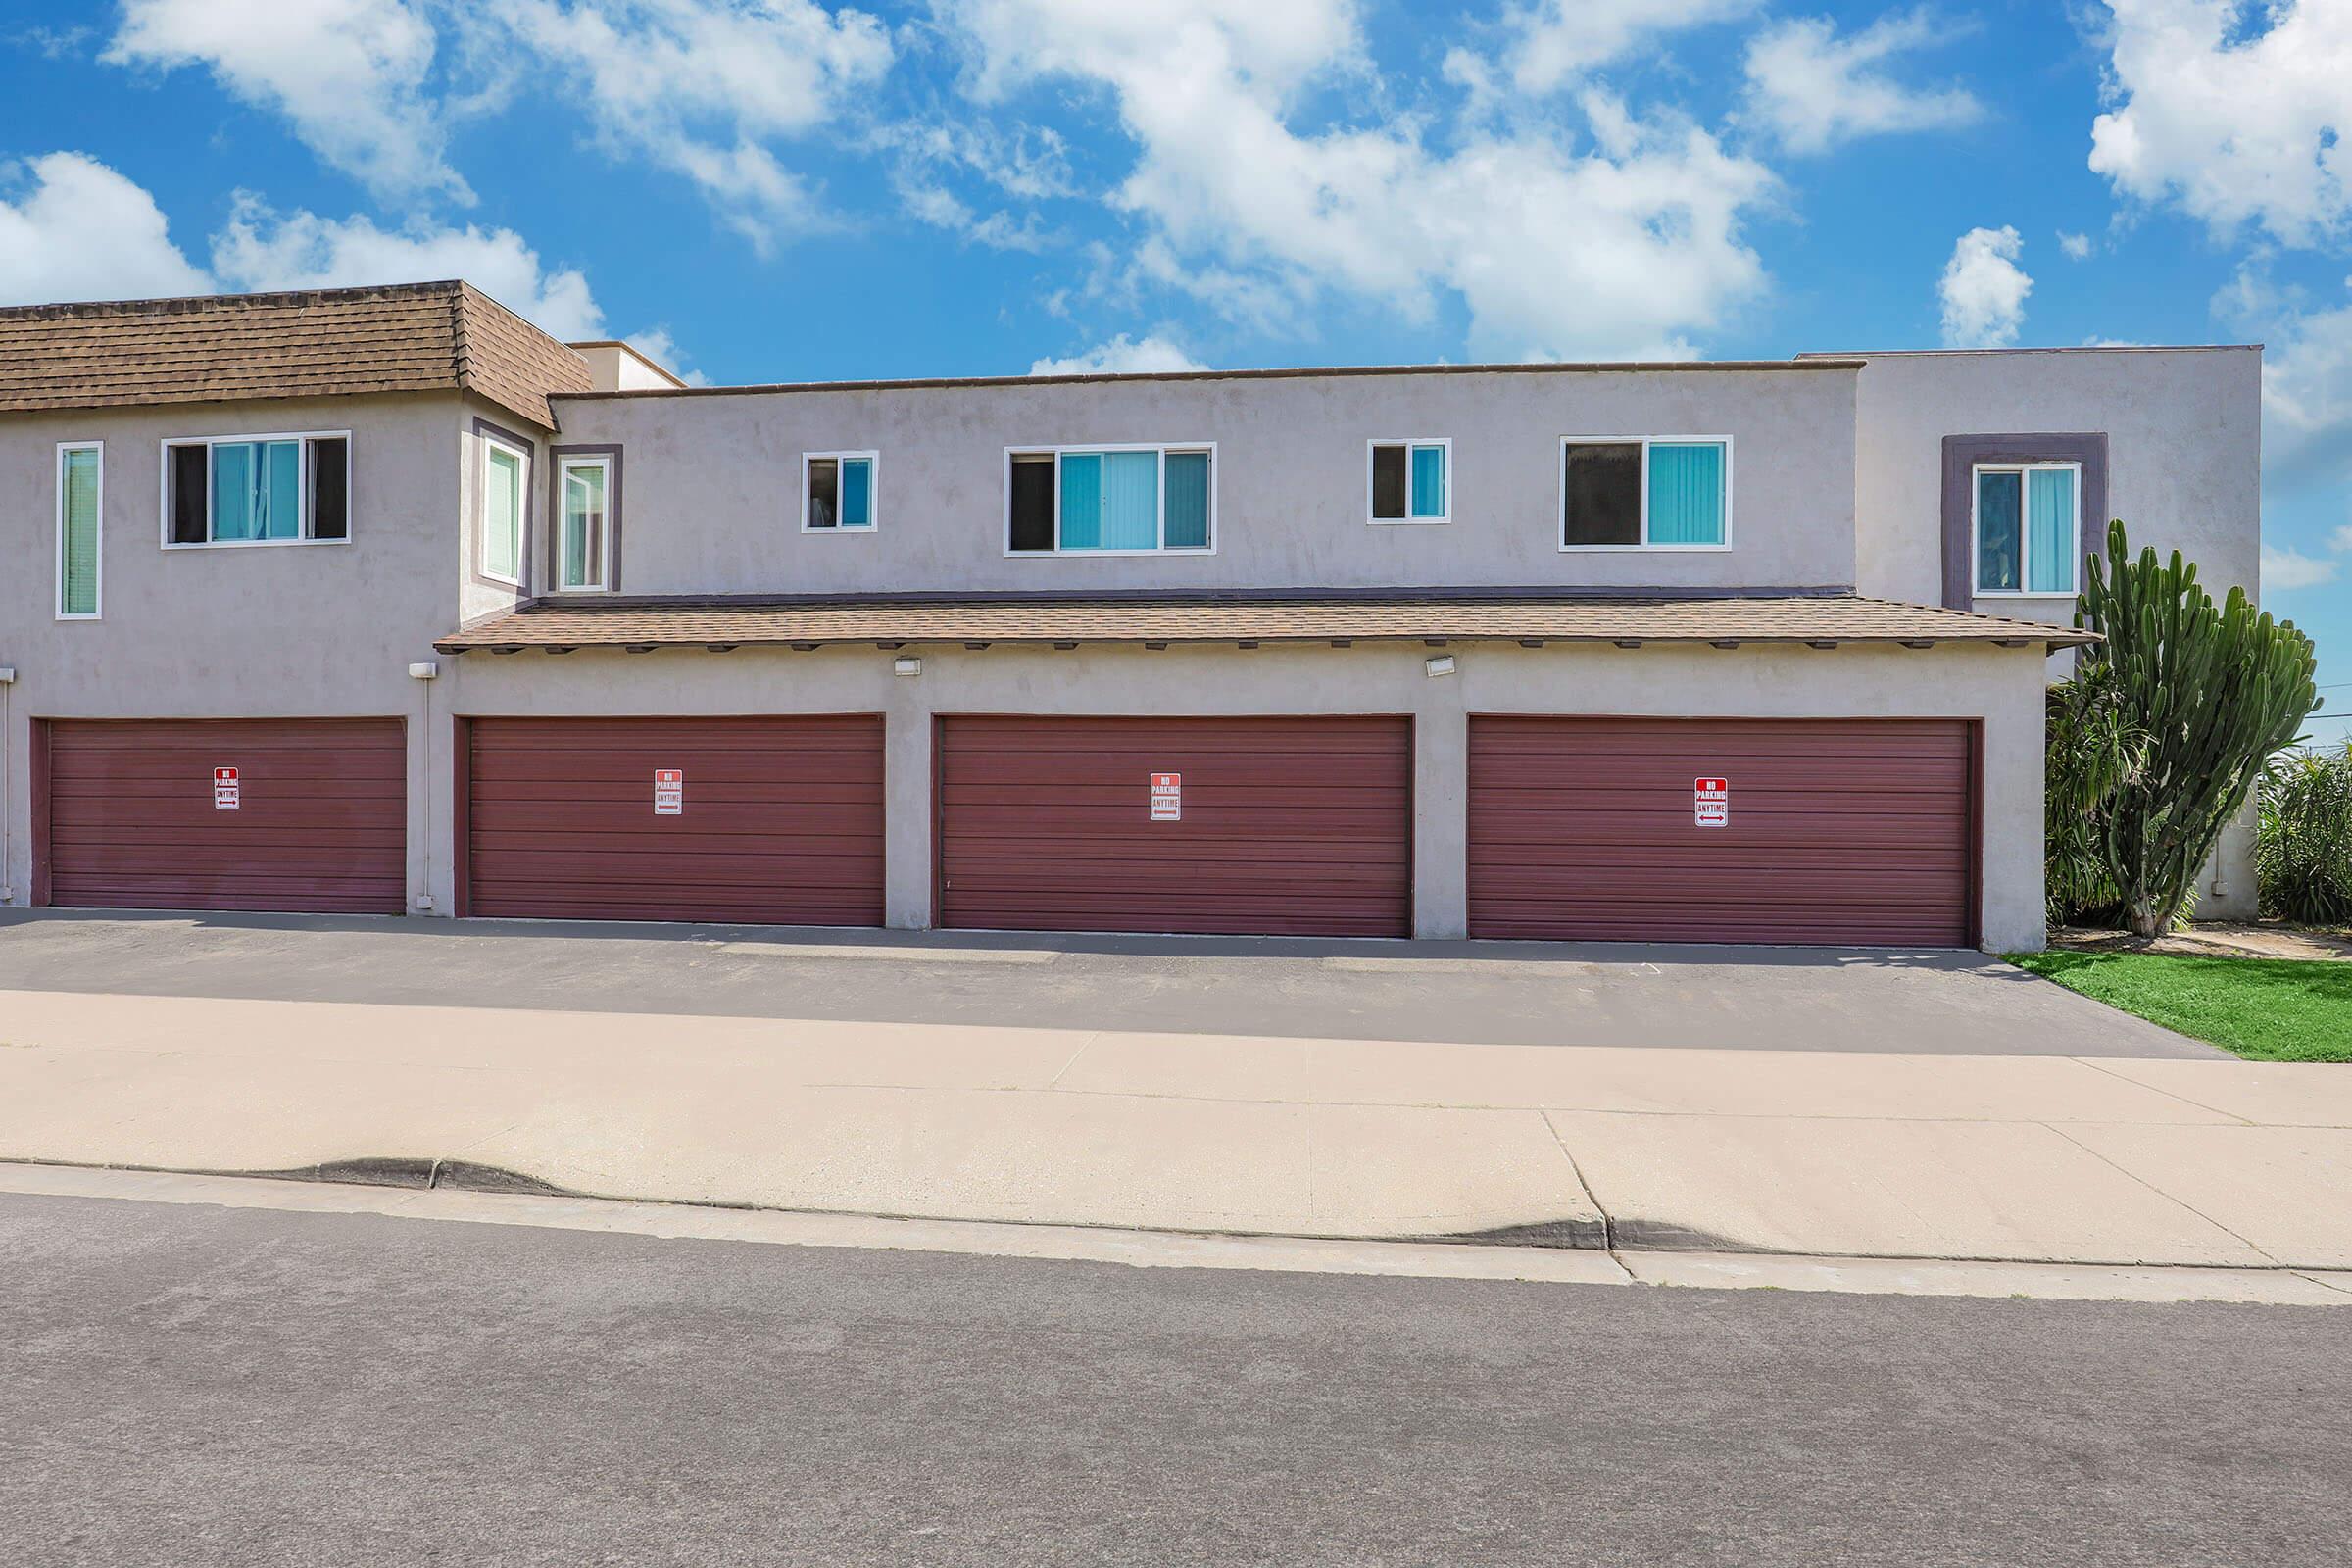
top-left (2, 1191), bottom-right (2338, 1566)
top-left (0, 910), bottom-right (2213, 1055)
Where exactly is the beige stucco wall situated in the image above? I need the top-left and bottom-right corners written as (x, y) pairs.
top-left (440, 639), bottom-right (2052, 952)
top-left (1844, 346), bottom-right (2264, 916)
top-left (0, 390), bottom-right (547, 911)
top-left (543, 365), bottom-right (1862, 597)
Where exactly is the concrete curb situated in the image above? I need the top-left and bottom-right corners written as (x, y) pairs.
top-left (4, 1159), bottom-right (2347, 1307)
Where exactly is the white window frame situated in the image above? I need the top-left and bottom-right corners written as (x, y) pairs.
top-left (477, 431), bottom-right (530, 588)
top-left (1001, 442), bottom-right (1219, 557)
top-left (553, 453), bottom-right (614, 593)
top-left (1366, 438), bottom-right (1451, 526)
top-left (801, 450), bottom-right (880, 534)
top-left (1557, 435), bottom-right (1735, 553)
top-left (158, 430), bottom-right (354, 550)
top-left (56, 440), bottom-right (102, 621)
top-left (1970, 460), bottom-right (2082, 599)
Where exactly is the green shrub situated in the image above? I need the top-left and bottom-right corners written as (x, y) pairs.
top-left (2259, 744), bottom-right (2352, 927)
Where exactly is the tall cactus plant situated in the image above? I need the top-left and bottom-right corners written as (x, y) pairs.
top-left (2076, 520), bottom-right (2320, 937)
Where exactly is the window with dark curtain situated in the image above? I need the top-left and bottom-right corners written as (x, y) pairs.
top-left (1008, 455), bottom-right (1056, 551)
top-left (309, 438), bottom-right (349, 539)
top-left (1563, 442), bottom-right (1642, 546)
top-left (1370, 444), bottom-right (1407, 519)
top-left (807, 457), bottom-right (839, 528)
top-left (169, 444), bottom-right (210, 543)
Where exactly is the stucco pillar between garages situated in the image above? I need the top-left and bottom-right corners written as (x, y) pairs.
top-left (883, 671), bottom-right (935, 929)
top-left (1411, 661), bottom-right (1470, 940)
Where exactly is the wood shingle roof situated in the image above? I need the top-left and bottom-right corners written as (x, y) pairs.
top-left (0, 281), bottom-right (591, 429)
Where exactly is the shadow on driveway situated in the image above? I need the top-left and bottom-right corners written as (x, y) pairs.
top-left (0, 908), bottom-right (2209, 1058)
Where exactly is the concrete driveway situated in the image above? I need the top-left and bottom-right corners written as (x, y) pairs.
top-left (0, 909), bottom-right (2218, 1057)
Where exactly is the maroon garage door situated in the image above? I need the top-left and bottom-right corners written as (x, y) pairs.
top-left (462, 715), bottom-right (885, 926)
top-left (936, 715), bottom-right (1413, 937)
top-left (1468, 717), bottom-right (1976, 947)
top-left (38, 717), bottom-right (406, 914)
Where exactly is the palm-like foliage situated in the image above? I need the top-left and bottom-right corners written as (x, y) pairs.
top-left (2259, 745), bottom-right (2352, 927)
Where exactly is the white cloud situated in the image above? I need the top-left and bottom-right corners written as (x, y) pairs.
top-left (1029, 333), bottom-right (1207, 375)
top-left (107, 0), bottom-right (468, 204)
top-left (0, 152), bottom-right (212, 305)
top-left (210, 194), bottom-right (607, 339)
top-left (622, 326), bottom-right (710, 384)
top-left (1938, 225), bottom-right (2032, 347)
top-left (2228, 266), bottom-right (2352, 488)
top-left (1501, 0), bottom-right (1755, 95)
top-left (2058, 229), bottom-right (2093, 260)
top-left (2334, 522), bottom-right (2352, 552)
top-left (2264, 545), bottom-right (2340, 589)
top-left (2089, 0), bottom-right (2352, 245)
top-left (939, 2), bottom-right (1776, 360)
top-left (1741, 9), bottom-right (1980, 154)
top-left (471, 0), bottom-right (892, 250)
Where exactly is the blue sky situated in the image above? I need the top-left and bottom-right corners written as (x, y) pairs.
top-left (2, 0), bottom-right (2347, 739)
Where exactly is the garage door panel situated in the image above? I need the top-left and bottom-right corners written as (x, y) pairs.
top-left (1467, 716), bottom-right (1974, 947)
top-left (937, 715), bottom-right (1412, 937)
top-left (465, 715), bottom-right (885, 926)
top-left (42, 719), bottom-right (407, 914)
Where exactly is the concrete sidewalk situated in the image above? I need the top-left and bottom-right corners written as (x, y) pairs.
top-left (2, 985), bottom-right (2345, 1268)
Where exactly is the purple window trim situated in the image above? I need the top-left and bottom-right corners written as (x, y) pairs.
top-left (1940, 433), bottom-right (2107, 610)
top-left (471, 416), bottom-right (539, 594)
top-left (548, 443), bottom-right (624, 595)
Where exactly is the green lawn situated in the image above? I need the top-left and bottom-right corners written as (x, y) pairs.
top-left (2008, 951), bottom-right (2352, 1062)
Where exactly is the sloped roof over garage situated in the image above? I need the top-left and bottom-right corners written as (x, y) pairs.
top-left (437, 590), bottom-right (2099, 652)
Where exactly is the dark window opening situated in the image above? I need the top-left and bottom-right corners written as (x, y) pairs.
top-left (1563, 442), bottom-right (1642, 547)
top-left (1370, 444), bottom-right (1407, 519)
top-left (169, 444), bottom-right (209, 543)
top-left (807, 457), bottom-right (839, 529)
top-left (1008, 455), bottom-right (1055, 552)
top-left (310, 438), bottom-right (348, 540)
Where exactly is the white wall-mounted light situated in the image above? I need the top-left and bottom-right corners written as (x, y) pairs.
top-left (407, 661), bottom-right (439, 680)
top-left (0, 667), bottom-right (16, 684)
top-left (893, 656), bottom-right (923, 677)
top-left (1424, 654), bottom-right (1456, 678)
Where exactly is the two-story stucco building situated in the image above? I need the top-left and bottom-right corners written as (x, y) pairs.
top-left (0, 282), bottom-right (2265, 952)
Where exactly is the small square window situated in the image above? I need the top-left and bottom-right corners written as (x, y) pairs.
top-left (1370, 440), bottom-right (1448, 523)
top-left (805, 452), bottom-right (877, 531)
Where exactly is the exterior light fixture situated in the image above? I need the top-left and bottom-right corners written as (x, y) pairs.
top-left (406, 662), bottom-right (439, 680)
top-left (893, 656), bottom-right (923, 677)
top-left (1425, 654), bottom-right (1457, 678)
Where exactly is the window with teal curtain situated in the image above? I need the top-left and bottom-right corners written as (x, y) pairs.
top-left (1646, 442), bottom-right (1724, 544)
top-left (211, 440), bottom-right (301, 540)
top-left (1164, 452), bottom-right (1210, 547)
top-left (840, 458), bottom-right (872, 528)
top-left (59, 446), bottom-right (99, 616)
top-left (1099, 451), bottom-right (1159, 548)
top-left (2026, 467), bottom-right (2078, 594)
top-left (1409, 444), bottom-right (1445, 518)
top-left (1057, 453), bottom-right (1102, 549)
top-left (1976, 470), bottom-right (2023, 592)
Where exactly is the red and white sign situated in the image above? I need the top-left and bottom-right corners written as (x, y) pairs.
top-left (1694, 776), bottom-right (1729, 828)
top-left (654, 768), bottom-right (684, 815)
top-left (1149, 772), bottom-right (1182, 822)
top-left (213, 766), bottom-right (240, 811)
